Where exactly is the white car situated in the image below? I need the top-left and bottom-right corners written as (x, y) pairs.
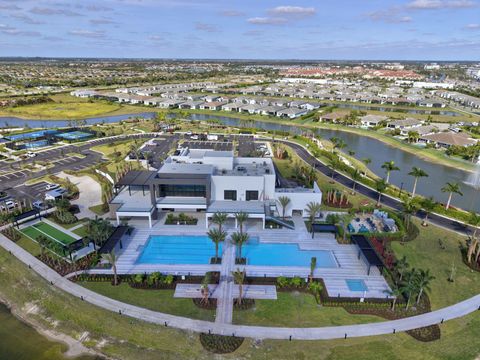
top-left (190, 135), bottom-right (199, 140)
top-left (45, 183), bottom-right (60, 191)
top-left (26, 152), bottom-right (36, 158)
top-left (1, 200), bottom-right (17, 211)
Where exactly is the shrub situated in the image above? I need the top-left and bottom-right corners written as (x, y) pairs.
top-left (276, 276), bottom-right (289, 288)
top-left (199, 333), bottom-right (244, 354)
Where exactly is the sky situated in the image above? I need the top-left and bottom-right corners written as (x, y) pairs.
top-left (0, 0), bottom-right (479, 60)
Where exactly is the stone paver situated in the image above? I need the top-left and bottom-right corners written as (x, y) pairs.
top-left (1, 233), bottom-right (480, 340)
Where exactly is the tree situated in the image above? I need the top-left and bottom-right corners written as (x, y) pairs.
top-left (101, 250), bottom-right (118, 286)
top-left (37, 235), bottom-right (48, 257)
top-left (466, 211), bottom-right (480, 264)
top-left (396, 256), bottom-right (409, 282)
top-left (381, 161), bottom-right (400, 183)
top-left (402, 269), bottom-right (419, 311)
top-left (415, 269), bottom-right (435, 305)
top-left (277, 196), bottom-right (291, 220)
top-left (310, 257), bottom-right (317, 283)
top-left (200, 272), bottom-right (211, 305)
top-left (306, 201), bottom-right (322, 229)
top-left (232, 268), bottom-right (245, 305)
top-left (375, 178), bottom-right (389, 207)
top-left (231, 232), bottom-right (249, 261)
top-left (420, 196), bottom-right (436, 226)
top-left (441, 182), bottom-right (463, 210)
top-left (308, 281), bottom-right (323, 303)
top-left (211, 212), bottom-right (228, 232)
top-left (207, 228), bottom-right (226, 263)
top-left (362, 158), bottom-right (372, 167)
top-left (350, 168), bottom-right (361, 194)
top-left (384, 283), bottom-right (402, 311)
top-left (407, 130), bottom-right (419, 143)
top-left (235, 212), bottom-right (249, 234)
top-left (328, 157), bottom-right (340, 180)
top-left (87, 216), bottom-right (113, 249)
top-left (401, 196), bottom-right (419, 230)
top-left (408, 167), bottom-right (428, 197)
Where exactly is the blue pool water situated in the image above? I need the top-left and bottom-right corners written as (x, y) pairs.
top-left (346, 279), bottom-right (368, 292)
top-left (136, 235), bottom-right (337, 268)
top-left (136, 235), bottom-right (222, 265)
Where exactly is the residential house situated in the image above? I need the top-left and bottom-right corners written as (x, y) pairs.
top-left (360, 114), bottom-right (389, 128)
top-left (420, 132), bottom-right (477, 148)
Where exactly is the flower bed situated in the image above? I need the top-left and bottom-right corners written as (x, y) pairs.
top-left (164, 213), bottom-right (198, 225)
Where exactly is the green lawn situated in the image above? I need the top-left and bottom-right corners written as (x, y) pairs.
top-left (72, 226), bottom-right (89, 238)
top-left (32, 222), bottom-right (77, 245)
top-left (79, 282), bottom-right (215, 321)
top-left (233, 292), bottom-right (382, 327)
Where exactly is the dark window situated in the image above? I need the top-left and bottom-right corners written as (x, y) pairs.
top-left (224, 190), bottom-right (237, 201)
top-left (246, 190), bottom-right (259, 201)
top-left (159, 184), bottom-right (206, 197)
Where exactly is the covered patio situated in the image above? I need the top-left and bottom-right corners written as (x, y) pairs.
top-left (205, 200), bottom-right (266, 229)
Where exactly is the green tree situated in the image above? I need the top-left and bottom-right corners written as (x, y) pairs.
top-left (441, 182), bottom-right (463, 210)
top-left (420, 196), bottom-right (436, 226)
top-left (381, 161), bottom-right (400, 183)
top-left (211, 212), bottom-right (228, 232)
top-left (231, 232), bottom-right (249, 261)
top-left (309, 257), bottom-right (317, 283)
top-left (232, 268), bottom-right (246, 305)
top-left (401, 196), bottom-right (420, 230)
top-left (408, 167), bottom-right (428, 197)
top-left (415, 269), bottom-right (435, 305)
top-left (384, 283), bottom-right (403, 311)
top-left (277, 196), bottom-right (291, 220)
top-left (350, 168), bottom-right (361, 194)
top-left (235, 212), bottom-right (249, 234)
top-left (306, 201), bottom-right (322, 229)
top-left (101, 250), bottom-right (118, 286)
top-left (466, 211), bottom-right (480, 264)
top-left (396, 256), bottom-right (409, 282)
top-left (207, 228), bottom-right (226, 263)
top-left (375, 178), bottom-right (389, 207)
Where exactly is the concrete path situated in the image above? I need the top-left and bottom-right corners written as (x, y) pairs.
top-left (215, 238), bottom-right (236, 324)
top-left (56, 172), bottom-right (102, 219)
top-left (1, 232), bottom-right (480, 339)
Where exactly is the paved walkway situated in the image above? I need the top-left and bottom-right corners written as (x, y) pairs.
top-left (2, 232), bottom-right (480, 340)
top-left (215, 237), bottom-right (236, 324)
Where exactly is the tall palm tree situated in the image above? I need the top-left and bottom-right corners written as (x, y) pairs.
top-left (101, 250), bottom-right (118, 286)
top-left (384, 283), bottom-right (403, 311)
top-left (375, 178), bottom-right (389, 207)
top-left (402, 269), bottom-right (419, 311)
top-left (381, 161), bottom-right (400, 183)
top-left (306, 201), bottom-right (322, 229)
top-left (396, 256), bottom-right (409, 282)
top-left (37, 235), bottom-right (48, 257)
top-left (211, 212), bottom-right (228, 232)
top-left (310, 257), bottom-right (317, 283)
top-left (235, 212), bottom-right (249, 234)
top-left (350, 168), bottom-right (361, 194)
top-left (328, 157), bottom-right (340, 180)
top-left (232, 269), bottom-right (245, 305)
top-left (466, 211), bottom-right (480, 264)
top-left (207, 228), bottom-right (226, 262)
top-left (277, 196), bottom-right (291, 220)
top-left (420, 196), bottom-right (436, 226)
top-left (401, 196), bottom-right (419, 230)
top-left (231, 232), bottom-right (249, 261)
top-left (441, 182), bottom-right (463, 210)
top-left (415, 269), bottom-right (435, 305)
top-left (200, 272), bottom-right (211, 305)
top-left (408, 167), bottom-right (428, 197)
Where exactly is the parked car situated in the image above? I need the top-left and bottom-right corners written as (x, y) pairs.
top-left (190, 134), bottom-right (199, 140)
top-left (32, 200), bottom-right (47, 210)
top-left (45, 183), bottom-right (60, 191)
top-left (1, 200), bottom-right (17, 211)
top-left (26, 152), bottom-right (36, 158)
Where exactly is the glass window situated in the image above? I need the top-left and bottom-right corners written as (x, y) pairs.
top-left (246, 190), bottom-right (259, 201)
top-left (159, 184), bottom-right (206, 197)
top-left (224, 190), bottom-right (237, 201)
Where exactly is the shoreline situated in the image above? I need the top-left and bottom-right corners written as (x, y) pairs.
top-left (0, 295), bottom-right (105, 359)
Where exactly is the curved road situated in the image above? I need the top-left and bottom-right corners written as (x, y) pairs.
top-left (277, 139), bottom-right (473, 235)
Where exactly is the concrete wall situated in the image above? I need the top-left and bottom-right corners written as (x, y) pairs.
top-left (211, 175), bottom-right (275, 201)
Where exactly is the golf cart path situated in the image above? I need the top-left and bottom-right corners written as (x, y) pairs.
top-left (1, 233), bottom-right (479, 340)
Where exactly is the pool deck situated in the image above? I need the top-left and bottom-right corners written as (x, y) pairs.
top-left (174, 284), bottom-right (278, 300)
top-left (90, 215), bottom-right (391, 300)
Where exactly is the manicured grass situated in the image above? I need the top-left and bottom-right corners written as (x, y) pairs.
top-left (33, 222), bottom-right (77, 245)
top-left (1, 102), bottom-right (121, 119)
top-left (72, 226), bottom-right (88, 238)
top-left (233, 292), bottom-right (382, 327)
top-left (391, 218), bottom-right (480, 310)
top-left (15, 233), bottom-right (42, 257)
top-left (88, 204), bottom-right (107, 216)
top-left (48, 217), bottom-right (87, 229)
top-left (79, 282), bottom-right (215, 321)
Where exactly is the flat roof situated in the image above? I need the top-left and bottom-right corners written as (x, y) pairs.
top-left (158, 162), bottom-right (214, 175)
top-left (116, 170), bottom-right (157, 186)
top-left (207, 200), bottom-right (265, 214)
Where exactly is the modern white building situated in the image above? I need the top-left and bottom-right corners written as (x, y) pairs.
top-left (110, 148), bottom-right (322, 228)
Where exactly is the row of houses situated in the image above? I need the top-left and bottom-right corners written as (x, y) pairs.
top-left (435, 91), bottom-right (480, 109)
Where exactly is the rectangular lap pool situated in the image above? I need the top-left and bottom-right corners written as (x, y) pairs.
top-left (136, 235), bottom-right (337, 268)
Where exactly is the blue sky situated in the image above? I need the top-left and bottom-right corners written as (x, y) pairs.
top-left (0, 0), bottom-right (479, 60)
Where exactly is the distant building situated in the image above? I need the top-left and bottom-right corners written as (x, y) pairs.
top-left (420, 132), bottom-right (477, 148)
top-left (360, 114), bottom-right (389, 128)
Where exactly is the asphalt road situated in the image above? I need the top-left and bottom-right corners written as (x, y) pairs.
top-left (278, 140), bottom-right (473, 236)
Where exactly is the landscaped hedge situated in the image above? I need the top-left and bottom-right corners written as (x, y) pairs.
top-left (199, 333), bottom-right (244, 354)
top-left (165, 213), bottom-right (198, 225)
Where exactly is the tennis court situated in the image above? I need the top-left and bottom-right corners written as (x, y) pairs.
top-left (55, 131), bottom-right (94, 141)
top-left (22, 221), bottom-right (77, 246)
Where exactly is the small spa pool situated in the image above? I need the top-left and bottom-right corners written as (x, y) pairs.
top-left (346, 279), bottom-right (368, 292)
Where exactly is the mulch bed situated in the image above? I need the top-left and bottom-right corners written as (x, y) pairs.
top-left (199, 333), bottom-right (244, 354)
top-left (193, 298), bottom-right (217, 310)
top-left (234, 298), bottom-right (255, 310)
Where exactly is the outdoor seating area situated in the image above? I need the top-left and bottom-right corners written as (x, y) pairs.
top-left (348, 210), bottom-right (398, 234)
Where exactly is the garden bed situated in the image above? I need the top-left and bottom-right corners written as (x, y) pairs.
top-left (199, 333), bottom-right (244, 354)
top-left (165, 213), bottom-right (198, 225)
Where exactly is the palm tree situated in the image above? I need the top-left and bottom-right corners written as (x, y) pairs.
top-left (407, 130), bottom-right (419, 143)
top-left (466, 211), bottom-right (480, 264)
top-left (277, 196), bottom-right (291, 220)
top-left (37, 235), bottom-right (48, 257)
top-left (401, 196), bottom-right (419, 230)
top-left (381, 161), bottom-right (400, 183)
top-left (211, 212), bottom-right (228, 232)
top-left (231, 232), bottom-right (249, 261)
top-left (362, 158), bottom-right (372, 167)
top-left (310, 257), bottom-right (317, 283)
top-left (328, 157), bottom-right (340, 180)
top-left (420, 196), bottom-right (436, 226)
top-left (207, 228), bottom-right (226, 263)
top-left (101, 250), bottom-right (118, 286)
top-left (232, 269), bottom-right (245, 305)
top-left (87, 216), bottom-right (113, 249)
top-left (375, 178), bottom-right (389, 207)
top-left (200, 272), bottom-right (211, 305)
top-left (350, 168), bottom-right (361, 194)
top-left (235, 212), bottom-right (249, 234)
top-left (396, 256), bottom-right (409, 282)
top-left (306, 201), bottom-right (322, 229)
top-left (402, 269), bottom-right (419, 311)
top-left (408, 167), bottom-right (428, 197)
top-left (384, 283), bottom-right (403, 311)
top-left (415, 269), bottom-right (435, 305)
top-left (441, 182), bottom-right (463, 210)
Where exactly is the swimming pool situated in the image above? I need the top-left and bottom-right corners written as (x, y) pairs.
top-left (346, 279), bottom-right (368, 292)
top-left (136, 235), bottom-right (222, 265)
top-left (242, 238), bottom-right (337, 268)
top-left (136, 235), bottom-right (337, 268)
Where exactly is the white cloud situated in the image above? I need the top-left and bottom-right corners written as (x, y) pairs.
top-left (366, 8), bottom-right (412, 23)
top-left (195, 22), bottom-right (219, 32)
top-left (269, 6), bottom-right (316, 16)
top-left (220, 10), bottom-right (245, 17)
top-left (68, 30), bottom-right (106, 38)
top-left (247, 17), bottom-right (288, 25)
top-left (406, 0), bottom-right (476, 9)
top-left (465, 23), bottom-right (480, 29)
